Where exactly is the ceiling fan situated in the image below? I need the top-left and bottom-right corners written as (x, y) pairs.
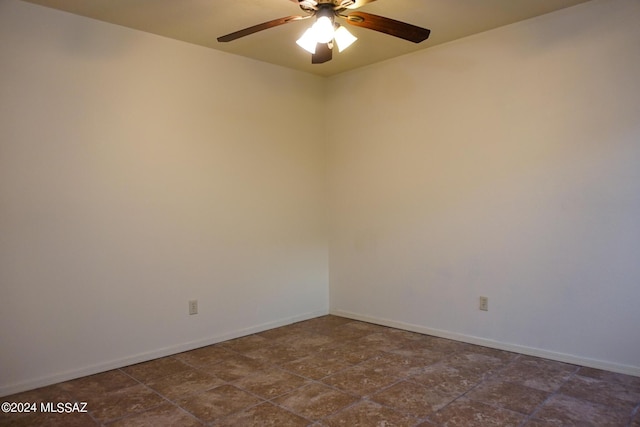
top-left (217, 0), bottom-right (431, 64)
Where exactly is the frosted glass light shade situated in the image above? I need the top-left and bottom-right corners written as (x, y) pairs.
top-left (296, 28), bottom-right (317, 54)
top-left (313, 16), bottom-right (334, 44)
top-left (334, 26), bottom-right (357, 52)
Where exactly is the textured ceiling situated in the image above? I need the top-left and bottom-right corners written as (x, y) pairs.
top-left (21, 0), bottom-right (591, 77)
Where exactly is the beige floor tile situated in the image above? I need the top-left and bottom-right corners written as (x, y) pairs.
top-left (257, 325), bottom-right (305, 341)
top-left (145, 368), bottom-right (225, 400)
top-left (201, 354), bottom-right (265, 382)
top-left (410, 361), bottom-right (485, 396)
top-left (121, 357), bottom-right (190, 383)
top-left (443, 350), bottom-right (508, 377)
top-left (495, 355), bottom-right (578, 392)
top-left (281, 355), bottom-right (353, 380)
top-left (382, 327), bottom-right (427, 342)
top-left (294, 316), bottom-right (355, 336)
top-left (176, 384), bottom-right (263, 423)
top-left (318, 341), bottom-right (384, 364)
top-left (315, 325), bottom-right (374, 342)
top-left (311, 342), bottom-right (365, 362)
top-left (274, 382), bottom-right (358, 421)
top-left (87, 383), bottom-right (166, 423)
top-left (283, 333), bottom-right (335, 352)
top-left (215, 402), bottom-right (310, 427)
top-left (559, 373), bottom-right (640, 410)
top-left (370, 380), bottom-right (456, 418)
top-left (409, 335), bottom-right (472, 354)
top-left (2, 411), bottom-right (99, 427)
top-left (244, 343), bottom-right (308, 365)
top-left (173, 345), bottom-right (236, 369)
top-left (5, 382), bottom-right (77, 404)
top-left (105, 402), bottom-right (202, 426)
top-left (322, 400), bottom-right (418, 427)
top-left (233, 368), bottom-right (309, 399)
top-left (340, 321), bottom-right (388, 334)
top-left (430, 398), bottom-right (525, 426)
top-left (220, 334), bottom-right (272, 354)
top-left (577, 366), bottom-right (640, 388)
top-left (465, 379), bottom-right (550, 414)
top-left (387, 345), bottom-right (447, 367)
top-left (463, 345), bottom-right (517, 363)
top-left (531, 393), bottom-right (631, 426)
top-left (59, 370), bottom-right (138, 396)
top-left (358, 352), bottom-right (431, 378)
top-left (322, 364), bottom-right (399, 397)
top-left (353, 332), bottom-right (413, 352)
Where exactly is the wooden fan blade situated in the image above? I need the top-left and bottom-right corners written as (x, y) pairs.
top-left (346, 12), bottom-right (430, 43)
top-left (346, 0), bottom-right (377, 9)
top-left (218, 16), bottom-right (305, 42)
top-left (312, 43), bottom-right (333, 64)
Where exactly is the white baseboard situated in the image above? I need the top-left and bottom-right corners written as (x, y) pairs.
top-left (0, 309), bottom-right (328, 397)
top-left (330, 309), bottom-right (640, 378)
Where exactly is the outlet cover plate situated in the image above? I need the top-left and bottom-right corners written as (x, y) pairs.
top-left (189, 300), bottom-right (198, 315)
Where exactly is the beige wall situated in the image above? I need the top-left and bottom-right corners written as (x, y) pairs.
top-left (0, 0), bottom-right (328, 395)
top-left (327, 0), bottom-right (640, 375)
top-left (2, 0), bottom-right (639, 397)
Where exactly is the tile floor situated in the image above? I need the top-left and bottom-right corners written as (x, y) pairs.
top-left (2, 315), bottom-right (640, 426)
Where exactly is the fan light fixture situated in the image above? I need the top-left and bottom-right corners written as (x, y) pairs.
top-left (296, 8), bottom-right (357, 55)
top-left (217, 0), bottom-right (431, 65)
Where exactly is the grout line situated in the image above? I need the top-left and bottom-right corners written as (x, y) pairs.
top-left (106, 368), bottom-right (186, 426)
top-left (628, 403), bottom-right (640, 427)
top-left (521, 363), bottom-right (581, 426)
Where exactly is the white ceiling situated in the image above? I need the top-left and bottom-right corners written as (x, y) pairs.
top-left (21, 0), bottom-right (591, 77)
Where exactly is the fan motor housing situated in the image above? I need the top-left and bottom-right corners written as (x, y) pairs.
top-left (316, 4), bottom-right (335, 19)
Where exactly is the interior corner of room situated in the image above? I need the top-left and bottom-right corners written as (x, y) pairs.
top-left (1, 0), bottom-right (639, 397)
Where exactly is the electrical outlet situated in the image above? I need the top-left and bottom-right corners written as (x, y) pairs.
top-left (479, 296), bottom-right (488, 311)
top-left (189, 300), bottom-right (198, 315)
